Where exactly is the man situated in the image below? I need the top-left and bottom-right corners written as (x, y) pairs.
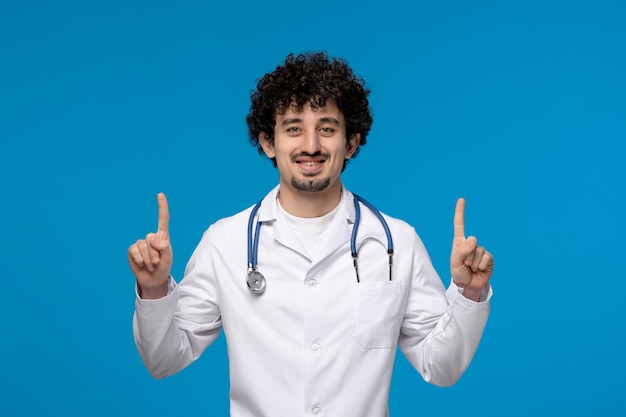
top-left (129, 52), bottom-right (494, 417)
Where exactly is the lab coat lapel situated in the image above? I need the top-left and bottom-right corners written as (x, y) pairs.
top-left (310, 188), bottom-right (354, 266)
top-left (328, 189), bottom-right (390, 264)
top-left (257, 186), bottom-right (310, 259)
top-left (312, 212), bottom-right (351, 265)
top-left (273, 217), bottom-right (309, 259)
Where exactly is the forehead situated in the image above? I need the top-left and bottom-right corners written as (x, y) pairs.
top-left (276, 100), bottom-right (344, 122)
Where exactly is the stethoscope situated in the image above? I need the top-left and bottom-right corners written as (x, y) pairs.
top-left (246, 194), bottom-right (394, 294)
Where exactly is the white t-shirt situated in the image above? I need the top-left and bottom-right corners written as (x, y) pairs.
top-left (277, 200), bottom-right (340, 259)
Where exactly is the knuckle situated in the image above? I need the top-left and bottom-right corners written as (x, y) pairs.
top-left (129, 249), bottom-right (144, 265)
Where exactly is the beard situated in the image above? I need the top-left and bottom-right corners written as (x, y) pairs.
top-left (290, 176), bottom-right (331, 192)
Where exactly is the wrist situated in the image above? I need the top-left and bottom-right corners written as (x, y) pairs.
top-left (137, 281), bottom-right (169, 299)
top-left (460, 285), bottom-right (484, 302)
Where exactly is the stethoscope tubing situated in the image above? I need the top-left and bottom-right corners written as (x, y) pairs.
top-left (247, 194), bottom-right (394, 293)
top-left (351, 194), bottom-right (394, 282)
top-left (247, 199), bottom-right (263, 272)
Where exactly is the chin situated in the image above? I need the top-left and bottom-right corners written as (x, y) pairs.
top-left (291, 176), bottom-right (331, 193)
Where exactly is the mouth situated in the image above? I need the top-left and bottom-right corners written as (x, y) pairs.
top-left (294, 155), bottom-right (327, 174)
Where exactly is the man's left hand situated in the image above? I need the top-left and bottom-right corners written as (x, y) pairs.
top-left (450, 198), bottom-right (494, 301)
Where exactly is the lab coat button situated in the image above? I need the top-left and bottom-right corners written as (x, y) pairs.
top-left (311, 343), bottom-right (322, 353)
top-left (307, 279), bottom-right (318, 287)
top-left (312, 406), bottom-right (322, 415)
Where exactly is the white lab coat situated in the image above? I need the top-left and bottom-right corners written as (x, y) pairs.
top-left (133, 186), bottom-right (491, 417)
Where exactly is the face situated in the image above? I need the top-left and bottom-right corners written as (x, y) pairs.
top-left (259, 101), bottom-right (360, 197)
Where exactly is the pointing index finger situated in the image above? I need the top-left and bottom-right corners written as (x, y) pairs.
top-left (157, 192), bottom-right (169, 238)
top-left (453, 197), bottom-right (465, 238)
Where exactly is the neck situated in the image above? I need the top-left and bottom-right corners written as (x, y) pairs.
top-left (277, 182), bottom-right (343, 218)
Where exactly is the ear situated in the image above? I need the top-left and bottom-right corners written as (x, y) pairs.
top-left (259, 133), bottom-right (275, 158)
top-left (345, 133), bottom-right (361, 159)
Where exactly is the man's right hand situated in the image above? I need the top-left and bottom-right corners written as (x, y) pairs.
top-left (128, 193), bottom-right (173, 299)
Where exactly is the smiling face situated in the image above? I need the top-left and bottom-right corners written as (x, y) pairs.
top-left (259, 100), bottom-right (360, 216)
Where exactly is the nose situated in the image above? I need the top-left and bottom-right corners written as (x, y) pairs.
top-left (301, 129), bottom-right (321, 154)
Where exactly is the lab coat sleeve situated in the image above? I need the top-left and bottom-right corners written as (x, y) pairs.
top-left (133, 229), bottom-right (223, 379)
top-left (398, 233), bottom-right (491, 387)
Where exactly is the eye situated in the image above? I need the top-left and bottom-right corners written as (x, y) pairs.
top-left (286, 126), bottom-right (301, 135)
top-left (319, 127), bottom-right (335, 135)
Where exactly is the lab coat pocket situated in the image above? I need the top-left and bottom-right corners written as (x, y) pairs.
top-left (353, 280), bottom-right (406, 349)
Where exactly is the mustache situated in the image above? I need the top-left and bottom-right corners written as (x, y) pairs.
top-left (291, 151), bottom-right (330, 162)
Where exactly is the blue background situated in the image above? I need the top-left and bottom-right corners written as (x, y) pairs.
top-left (1, 0), bottom-right (624, 415)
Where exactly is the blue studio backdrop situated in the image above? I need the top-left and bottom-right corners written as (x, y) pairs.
top-left (1, 0), bottom-right (624, 416)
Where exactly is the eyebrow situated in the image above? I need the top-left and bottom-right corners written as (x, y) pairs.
top-left (280, 117), bottom-right (341, 126)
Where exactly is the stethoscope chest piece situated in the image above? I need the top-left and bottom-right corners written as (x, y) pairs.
top-left (247, 269), bottom-right (266, 294)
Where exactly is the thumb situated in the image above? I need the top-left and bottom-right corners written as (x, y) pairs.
top-left (452, 236), bottom-right (477, 262)
top-left (150, 234), bottom-right (172, 254)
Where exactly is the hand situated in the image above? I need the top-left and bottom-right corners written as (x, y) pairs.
top-left (128, 193), bottom-right (173, 299)
top-left (450, 198), bottom-right (494, 300)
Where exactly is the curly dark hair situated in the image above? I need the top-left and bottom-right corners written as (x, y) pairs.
top-left (246, 52), bottom-right (373, 169)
